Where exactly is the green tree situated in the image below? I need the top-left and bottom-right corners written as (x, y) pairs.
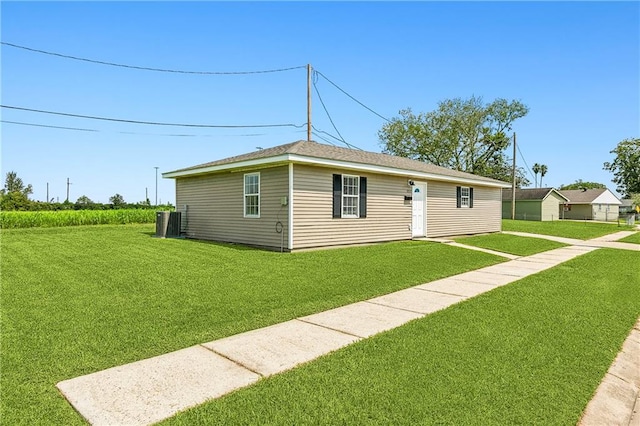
top-left (379, 96), bottom-right (529, 182)
top-left (1, 171), bottom-right (33, 196)
top-left (603, 138), bottom-right (640, 198)
top-left (0, 171), bottom-right (33, 211)
top-left (539, 164), bottom-right (548, 187)
top-left (559, 180), bottom-right (607, 190)
top-left (532, 163), bottom-right (541, 187)
top-left (109, 193), bottom-right (125, 208)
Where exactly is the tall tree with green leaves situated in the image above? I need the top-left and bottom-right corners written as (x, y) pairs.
top-left (379, 96), bottom-right (529, 183)
top-left (532, 163), bottom-right (541, 187)
top-left (539, 164), bottom-right (548, 187)
top-left (559, 180), bottom-right (607, 190)
top-left (0, 171), bottom-right (33, 211)
top-left (603, 138), bottom-right (640, 198)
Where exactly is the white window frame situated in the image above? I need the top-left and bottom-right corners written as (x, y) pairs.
top-left (460, 186), bottom-right (470, 208)
top-left (244, 172), bottom-right (260, 218)
top-left (342, 174), bottom-right (359, 218)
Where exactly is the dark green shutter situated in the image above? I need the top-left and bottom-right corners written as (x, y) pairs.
top-left (456, 186), bottom-right (461, 208)
top-left (469, 187), bottom-right (474, 208)
top-left (333, 174), bottom-right (342, 218)
top-left (359, 177), bottom-right (367, 218)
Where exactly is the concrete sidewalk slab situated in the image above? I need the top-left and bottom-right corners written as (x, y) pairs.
top-left (590, 241), bottom-right (640, 251)
top-left (453, 270), bottom-right (517, 286)
top-left (416, 278), bottom-right (497, 298)
top-left (589, 231), bottom-right (637, 242)
top-left (579, 320), bottom-right (640, 426)
top-left (368, 288), bottom-right (466, 314)
top-left (299, 301), bottom-right (423, 338)
top-left (203, 320), bottom-right (359, 376)
top-left (56, 346), bottom-right (260, 426)
top-left (446, 242), bottom-right (520, 259)
top-left (503, 231), bottom-right (583, 245)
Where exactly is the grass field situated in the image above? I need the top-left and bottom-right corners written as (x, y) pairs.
top-left (502, 219), bottom-right (634, 240)
top-left (0, 224), bottom-right (504, 424)
top-left (162, 249), bottom-right (640, 425)
top-left (454, 233), bottom-right (566, 256)
top-left (620, 232), bottom-right (640, 244)
top-left (0, 209), bottom-right (157, 228)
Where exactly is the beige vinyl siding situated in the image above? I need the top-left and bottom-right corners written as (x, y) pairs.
top-left (292, 164), bottom-right (411, 249)
top-left (175, 165), bottom-right (289, 250)
top-left (593, 205), bottom-right (619, 222)
top-left (427, 181), bottom-right (501, 237)
top-left (541, 194), bottom-right (563, 221)
top-left (562, 204), bottom-right (593, 220)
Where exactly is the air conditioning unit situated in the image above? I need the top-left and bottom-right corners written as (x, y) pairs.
top-left (155, 211), bottom-right (182, 238)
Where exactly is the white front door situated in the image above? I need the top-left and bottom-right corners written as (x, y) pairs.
top-left (412, 183), bottom-right (426, 237)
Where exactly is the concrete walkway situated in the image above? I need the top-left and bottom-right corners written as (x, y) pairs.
top-left (578, 319), bottom-right (640, 426)
top-left (57, 232), bottom-right (639, 425)
top-left (504, 231), bottom-right (640, 251)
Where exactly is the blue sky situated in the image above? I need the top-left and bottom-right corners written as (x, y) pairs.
top-left (2, 1), bottom-right (638, 204)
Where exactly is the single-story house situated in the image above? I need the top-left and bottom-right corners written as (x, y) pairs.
top-left (557, 188), bottom-right (622, 221)
top-left (162, 140), bottom-right (511, 251)
top-left (501, 187), bottom-right (569, 221)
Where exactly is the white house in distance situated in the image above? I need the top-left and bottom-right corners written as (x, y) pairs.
top-left (163, 140), bottom-right (511, 251)
top-left (557, 188), bottom-right (622, 221)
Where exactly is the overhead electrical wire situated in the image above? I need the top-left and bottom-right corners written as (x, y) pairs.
top-left (1, 120), bottom-right (97, 132)
top-left (1, 119), bottom-right (306, 138)
top-left (516, 143), bottom-right (536, 181)
top-left (1, 105), bottom-right (307, 129)
top-left (1, 42), bottom-right (306, 75)
top-left (311, 72), bottom-right (362, 151)
top-left (314, 70), bottom-right (391, 123)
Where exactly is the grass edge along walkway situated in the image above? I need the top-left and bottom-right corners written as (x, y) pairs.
top-left (56, 243), bottom-right (625, 425)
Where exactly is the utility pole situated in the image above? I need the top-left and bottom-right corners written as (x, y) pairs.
top-left (66, 178), bottom-right (72, 203)
top-left (46, 182), bottom-right (49, 202)
top-left (511, 133), bottom-right (516, 220)
top-left (145, 187), bottom-right (148, 205)
top-left (307, 63), bottom-right (312, 142)
top-left (154, 167), bottom-right (159, 206)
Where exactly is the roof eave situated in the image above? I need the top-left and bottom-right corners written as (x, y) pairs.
top-left (163, 153), bottom-right (511, 188)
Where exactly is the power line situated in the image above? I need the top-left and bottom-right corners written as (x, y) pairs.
top-left (310, 131), bottom-right (337, 147)
top-left (314, 70), bottom-right (391, 123)
top-left (1, 119), bottom-right (306, 138)
top-left (2, 42), bottom-right (307, 75)
top-left (1, 120), bottom-right (97, 132)
top-left (1, 105), bottom-right (306, 129)
top-left (311, 74), bottom-right (362, 150)
top-left (516, 144), bottom-right (535, 181)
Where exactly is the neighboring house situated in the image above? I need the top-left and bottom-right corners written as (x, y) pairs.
top-left (162, 140), bottom-right (511, 251)
top-left (501, 188), bottom-right (569, 221)
top-left (620, 199), bottom-right (639, 215)
top-left (557, 188), bottom-right (622, 221)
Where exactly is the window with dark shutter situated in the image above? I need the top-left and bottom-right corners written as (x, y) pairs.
top-left (332, 174), bottom-right (342, 218)
top-left (457, 186), bottom-right (471, 208)
top-left (359, 177), bottom-right (367, 218)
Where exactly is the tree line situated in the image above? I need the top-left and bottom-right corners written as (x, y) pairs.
top-left (0, 172), bottom-right (172, 211)
top-left (378, 96), bottom-right (639, 198)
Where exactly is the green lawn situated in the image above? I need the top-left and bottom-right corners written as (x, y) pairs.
top-left (0, 224), bottom-right (504, 425)
top-left (620, 232), bottom-right (640, 244)
top-left (454, 233), bottom-right (566, 256)
top-left (502, 219), bottom-right (634, 240)
top-left (162, 249), bottom-right (640, 425)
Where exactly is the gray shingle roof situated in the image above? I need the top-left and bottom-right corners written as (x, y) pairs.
top-left (557, 188), bottom-right (607, 204)
top-left (167, 140), bottom-right (509, 185)
top-left (502, 187), bottom-right (568, 201)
